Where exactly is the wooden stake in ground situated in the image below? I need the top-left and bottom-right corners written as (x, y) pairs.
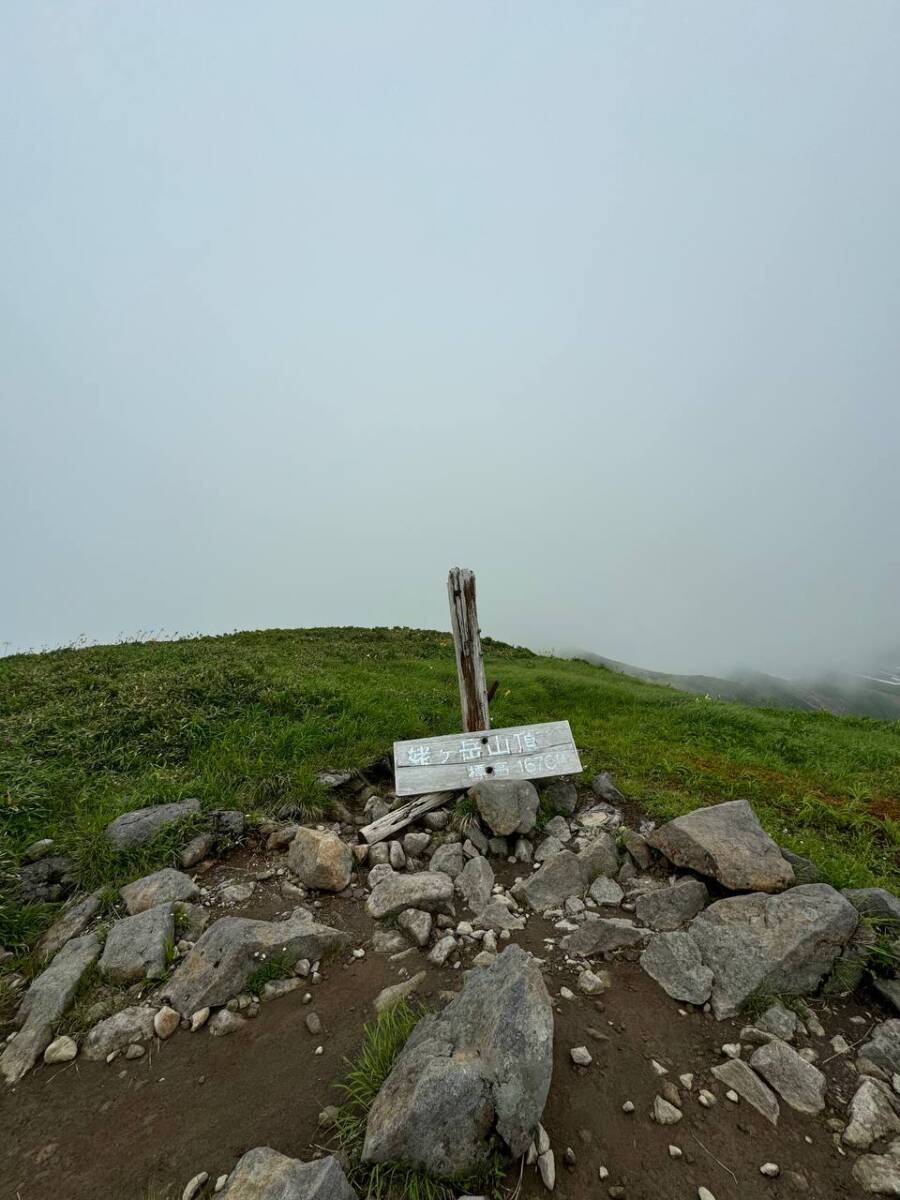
top-left (447, 567), bottom-right (490, 733)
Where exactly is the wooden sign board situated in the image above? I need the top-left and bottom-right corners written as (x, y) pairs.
top-left (394, 720), bottom-right (581, 797)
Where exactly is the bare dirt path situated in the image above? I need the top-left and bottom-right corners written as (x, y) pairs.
top-left (0, 855), bottom-right (878, 1200)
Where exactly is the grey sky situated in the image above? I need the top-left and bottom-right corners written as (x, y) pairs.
top-left (3, 2), bottom-right (898, 675)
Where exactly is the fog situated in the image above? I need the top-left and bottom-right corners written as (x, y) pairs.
top-left (2, 3), bottom-right (898, 677)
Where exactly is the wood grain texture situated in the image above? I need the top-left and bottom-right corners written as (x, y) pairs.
top-left (360, 791), bottom-right (459, 845)
top-left (448, 567), bottom-right (490, 733)
top-left (394, 720), bottom-right (582, 796)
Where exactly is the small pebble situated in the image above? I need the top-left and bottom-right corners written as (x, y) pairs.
top-left (571, 1046), bottom-right (592, 1066)
top-left (668, 1145), bottom-right (682, 1158)
top-left (698, 1189), bottom-right (716, 1200)
top-left (725, 1090), bottom-right (739, 1103)
top-left (622, 1100), bottom-right (635, 1113)
top-left (760, 1163), bottom-right (780, 1178)
top-left (698, 1089), bottom-right (716, 1108)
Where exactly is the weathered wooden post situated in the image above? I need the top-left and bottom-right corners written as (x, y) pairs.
top-left (447, 567), bottom-right (490, 733)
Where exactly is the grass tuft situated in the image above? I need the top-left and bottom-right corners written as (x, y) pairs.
top-left (334, 1000), bottom-right (505, 1200)
top-left (245, 952), bottom-right (294, 995)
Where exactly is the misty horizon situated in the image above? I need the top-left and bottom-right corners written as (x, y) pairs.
top-left (3, 4), bottom-right (898, 682)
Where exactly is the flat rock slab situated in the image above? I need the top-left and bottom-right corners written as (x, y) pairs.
top-left (287, 827), bottom-right (353, 892)
top-left (688, 883), bottom-right (858, 1018)
top-left (366, 872), bottom-right (454, 920)
top-left (712, 1059), bottom-right (780, 1125)
top-left (82, 1005), bottom-right (157, 1060)
top-left (218, 1148), bottom-right (356, 1199)
top-left (854, 1138), bottom-right (900, 1195)
top-left (363, 944), bottom-right (552, 1178)
top-left (37, 890), bottom-right (102, 962)
top-left (120, 868), bottom-right (199, 914)
top-left (105, 799), bottom-right (201, 849)
top-left (858, 1020), bottom-right (900, 1077)
top-left (647, 799), bottom-right (794, 893)
top-left (749, 1039), bottom-right (826, 1114)
top-left (99, 904), bottom-right (175, 984)
top-left (640, 931), bottom-right (713, 1005)
top-left (635, 879), bottom-right (708, 931)
top-left (162, 911), bottom-right (347, 1016)
top-left (843, 1078), bottom-right (900, 1150)
top-left (0, 933), bottom-right (100, 1084)
top-left (561, 918), bottom-right (649, 957)
top-left (470, 779), bottom-right (539, 837)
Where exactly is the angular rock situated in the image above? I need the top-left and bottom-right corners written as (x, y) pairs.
top-left (591, 772), bottom-right (624, 804)
top-left (18, 855), bottom-right (78, 904)
top-left (82, 1005), bottom-right (156, 1060)
top-left (181, 833), bottom-right (216, 868)
top-left (37, 890), bottom-right (102, 962)
top-left (104, 799), bottom-right (201, 849)
top-left (0, 933), bottom-right (100, 1084)
top-left (43, 1035), bottom-right (78, 1064)
top-left (711, 1059), bottom-right (779, 1125)
top-left (853, 1138), bottom-right (900, 1195)
top-left (120, 868), bottom-right (199, 915)
top-left (688, 883), bottom-right (858, 1018)
top-left (456, 857), bottom-right (494, 914)
top-left (647, 799), bottom-right (794, 893)
top-left (367, 864), bottom-right (395, 890)
top-left (162, 911), bottom-right (348, 1016)
top-left (99, 904), bottom-right (175, 984)
top-left (844, 1079), bottom-right (900, 1150)
top-left (543, 780), bottom-right (578, 816)
top-left (621, 830), bottom-right (653, 870)
top-left (577, 834), bottom-right (619, 883)
top-left (561, 918), bottom-right (648, 956)
top-left (544, 815), bottom-right (571, 841)
top-left (640, 931), bottom-right (713, 1005)
top-left (780, 848), bottom-right (824, 885)
top-left (366, 872), bottom-right (454, 920)
top-left (397, 909), bottom-right (432, 948)
top-left (859, 1021), bottom-right (900, 1077)
top-left (430, 842), bottom-right (465, 878)
top-left (755, 1002), bottom-right (798, 1042)
top-left (470, 779), bottom-right (539, 837)
top-left (374, 971), bottom-right (428, 1013)
top-left (589, 876), bottom-right (624, 907)
top-left (287, 827), bottom-right (353, 892)
top-left (209, 1009), bottom-right (248, 1037)
top-left (844, 888), bottom-right (900, 925)
top-left (534, 836), bottom-right (565, 862)
top-left (218, 1148), bottom-right (355, 1199)
top-left (511, 851), bottom-right (583, 911)
top-left (403, 832), bottom-right (431, 857)
top-left (875, 979), bottom-right (900, 1016)
top-left (474, 899), bottom-right (526, 932)
top-left (21, 838), bottom-right (54, 864)
top-left (210, 809), bottom-right (245, 840)
top-left (363, 945), bottom-right (552, 1177)
top-left (749, 1040), bottom-right (826, 1114)
top-left (635, 879), bottom-right (708, 931)
top-left (653, 1096), bottom-right (683, 1125)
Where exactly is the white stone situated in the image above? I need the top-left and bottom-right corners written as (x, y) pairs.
top-left (154, 1006), bottom-right (180, 1040)
top-left (190, 1007), bottom-right (210, 1031)
top-left (570, 1045), bottom-right (592, 1066)
top-left (759, 1163), bottom-right (779, 1178)
top-left (182, 1172), bottom-right (208, 1200)
top-left (43, 1035), bottom-right (78, 1064)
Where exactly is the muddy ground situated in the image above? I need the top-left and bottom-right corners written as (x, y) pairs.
top-left (0, 845), bottom-right (883, 1200)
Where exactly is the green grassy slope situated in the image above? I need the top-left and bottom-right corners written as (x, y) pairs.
top-left (2, 627), bottom-right (899, 953)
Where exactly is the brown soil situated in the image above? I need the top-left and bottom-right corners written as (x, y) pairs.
top-left (0, 848), bottom-right (884, 1200)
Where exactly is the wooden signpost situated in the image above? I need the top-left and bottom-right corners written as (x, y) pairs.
top-left (360, 567), bottom-right (581, 844)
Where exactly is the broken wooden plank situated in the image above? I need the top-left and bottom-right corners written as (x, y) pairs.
top-left (360, 791), bottom-right (459, 845)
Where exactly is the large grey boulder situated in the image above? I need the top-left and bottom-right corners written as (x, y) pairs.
top-left (162, 911), bottom-right (347, 1016)
top-left (218, 1148), bottom-right (356, 1199)
top-left (104, 799), bottom-right (201, 849)
top-left (362, 945), bottom-right (552, 1178)
top-left (0, 933), bottom-right (100, 1084)
top-left (120, 868), bottom-right (199, 914)
top-left (82, 1005), bottom-right (157, 1060)
top-left (287, 827), bottom-right (353, 892)
top-left (844, 1079), bottom-right (900, 1151)
top-left (366, 872), bottom-right (454, 920)
top-left (635, 879), bottom-right (708, 931)
top-left (561, 918), bottom-right (649, 956)
top-left (854, 1139), bottom-right (900, 1195)
top-left (456, 856), bottom-right (494, 913)
top-left (748, 1039), bottom-right (826, 1114)
top-left (858, 1021), bottom-right (900, 1079)
top-left (37, 890), bottom-right (102, 962)
top-left (640, 931), bottom-right (713, 1005)
top-left (470, 780), bottom-right (539, 837)
top-left (688, 883), bottom-right (858, 1018)
top-left (429, 842), bottom-right (465, 878)
top-left (843, 887), bottom-right (900, 924)
top-left (647, 799), bottom-right (794, 893)
top-left (99, 904), bottom-right (175, 984)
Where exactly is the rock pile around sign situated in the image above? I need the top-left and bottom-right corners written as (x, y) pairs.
top-left (4, 775), bottom-right (900, 1197)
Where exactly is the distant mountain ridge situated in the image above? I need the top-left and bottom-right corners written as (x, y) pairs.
top-left (576, 652), bottom-right (900, 720)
